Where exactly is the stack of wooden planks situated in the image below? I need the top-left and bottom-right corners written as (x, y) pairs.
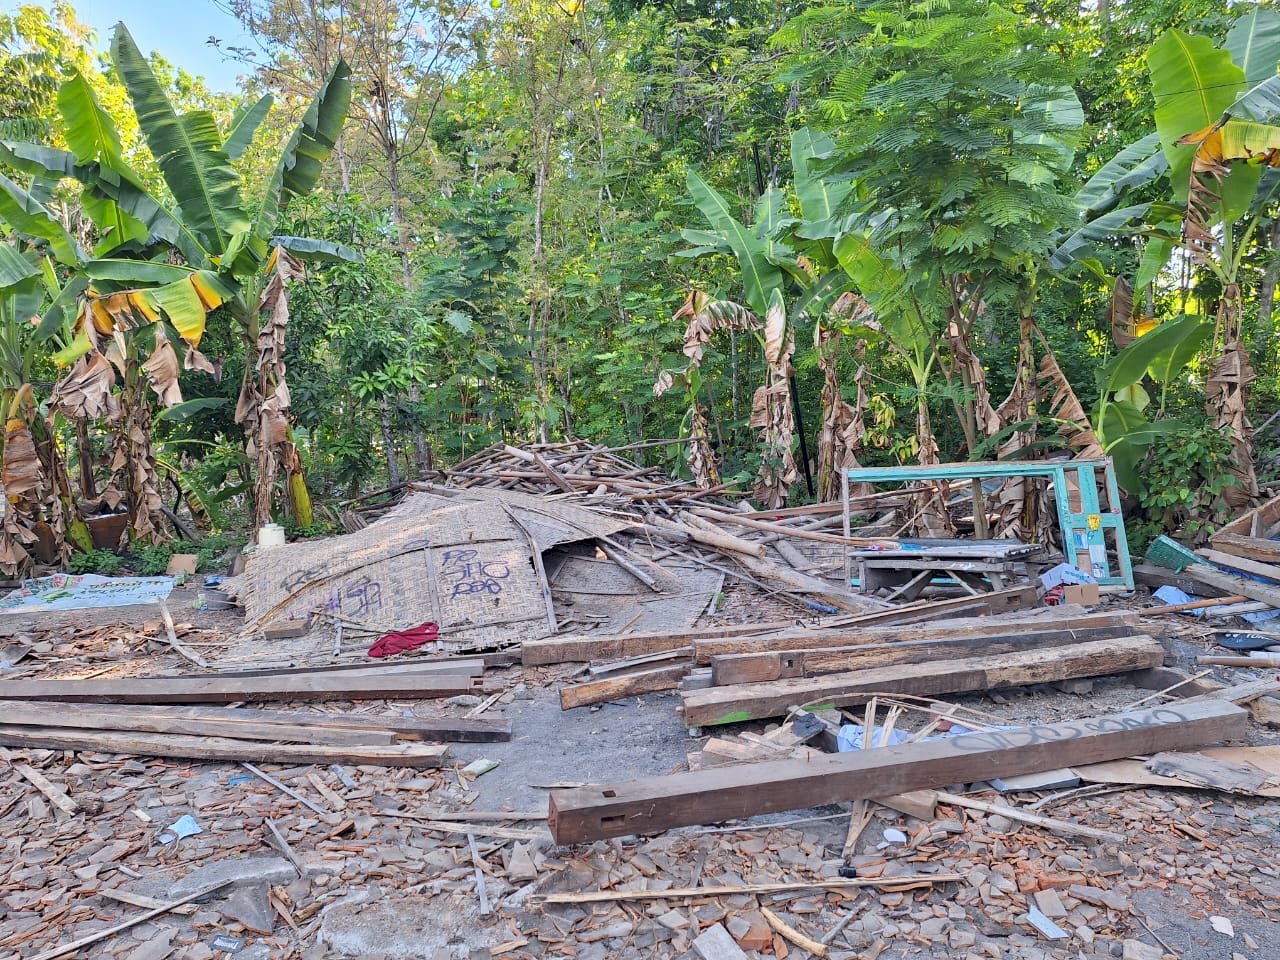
top-left (552, 586), bottom-right (1045, 709)
top-left (552, 601), bottom-right (1158, 726)
top-left (681, 612), bottom-right (1157, 728)
top-left (0, 658), bottom-right (509, 766)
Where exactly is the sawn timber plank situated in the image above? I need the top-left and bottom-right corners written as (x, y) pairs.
top-left (1206, 533), bottom-right (1280, 566)
top-left (682, 636), bottom-right (1165, 727)
top-left (0, 700), bottom-right (399, 745)
top-left (548, 701), bottom-right (1246, 844)
top-left (1183, 564), bottom-right (1280, 609)
top-left (0, 674), bottom-right (485, 704)
top-left (709, 624), bottom-right (1135, 686)
top-left (0, 700), bottom-right (512, 743)
top-left (560, 664), bottom-right (690, 710)
top-left (691, 611), bottom-right (1140, 666)
top-left (521, 586), bottom-right (1041, 666)
top-left (0, 726), bottom-right (450, 768)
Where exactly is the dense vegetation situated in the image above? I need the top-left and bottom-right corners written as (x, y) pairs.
top-left (0, 0), bottom-right (1277, 571)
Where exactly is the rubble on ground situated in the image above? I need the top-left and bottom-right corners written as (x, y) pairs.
top-left (2, 443), bottom-right (1279, 959)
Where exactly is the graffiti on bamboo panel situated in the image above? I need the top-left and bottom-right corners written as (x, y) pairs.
top-left (441, 548), bottom-right (511, 599)
top-left (341, 576), bottom-right (383, 617)
top-left (946, 709), bottom-right (1190, 752)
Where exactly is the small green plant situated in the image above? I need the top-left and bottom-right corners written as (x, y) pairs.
top-left (195, 533), bottom-right (245, 571)
top-left (1129, 424), bottom-right (1239, 551)
top-left (68, 549), bottom-right (125, 575)
top-left (131, 543), bottom-right (176, 576)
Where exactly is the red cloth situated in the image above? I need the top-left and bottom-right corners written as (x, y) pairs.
top-left (368, 622), bottom-right (440, 658)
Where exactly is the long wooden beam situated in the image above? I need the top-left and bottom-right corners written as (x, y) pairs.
top-left (0, 726), bottom-right (450, 767)
top-left (708, 624), bottom-right (1137, 686)
top-left (521, 586), bottom-right (1042, 667)
top-left (1196, 548), bottom-right (1280, 583)
top-left (0, 674), bottom-right (485, 705)
top-left (682, 636), bottom-right (1165, 727)
top-left (523, 622), bottom-right (783, 667)
top-left (199, 658), bottom-right (487, 679)
top-left (0, 700), bottom-right (512, 744)
top-left (547, 701), bottom-right (1247, 843)
top-left (1208, 533), bottom-right (1280, 565)
top-left (1183, 564), bottom-right (1280, 608)
top-left (691, 611), bottom-right (1140, 665)
top-left (0, 700), bottom-right (396, 745)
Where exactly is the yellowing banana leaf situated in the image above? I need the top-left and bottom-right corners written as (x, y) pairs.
top-left (1148, 28), bottom-right (1257, 223)
top-left (51, 330), bottom-right (94, 368)
top-left (190, 270), bottom-right (232, 310)
top-left (150, 278), bottom-right (205, 347)
top-left (149, 272), bottom-right (230, 348)
top-left (1181, 119), bottom-right (1280, 169)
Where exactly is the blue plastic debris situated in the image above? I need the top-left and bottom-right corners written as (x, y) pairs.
top-left (158, 813), bottom-right (202, 845)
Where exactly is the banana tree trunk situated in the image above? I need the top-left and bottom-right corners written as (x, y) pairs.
top-left (1208, 284), bottom-right (1259, 507)
top-left (814, 324), bottom-right (868, 502)
top-left (234, 251), bottom-right (316, 537)
top-left (116, 367), bottom-right (170, 544)
top-left (76, 418), bottom-right (98, 503)
top-left (1258, 219), bottom-right (1280, 342)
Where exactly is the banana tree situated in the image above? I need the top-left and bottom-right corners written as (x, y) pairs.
top-left (0, 25), bottom-right (354, 536)
top-left (1090, 313), bottom-right (1213, 494)
top-left (675, 170), bottom-right (804, 505)
top-left (0, 245), bottom-right (93, 572)
top-left (1144, 16), bottom-right (1280, 505)
top-left (1055, 8), bottom-right (1280, 506)
top-left (653, 290), bottom-right (759, 491)
top-left (678, 137), bottom-right (870, 505)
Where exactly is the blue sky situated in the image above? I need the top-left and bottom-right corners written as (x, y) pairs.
top-left (10, 0), bottom-right (252, 91)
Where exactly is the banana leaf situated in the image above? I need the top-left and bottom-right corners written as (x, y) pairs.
top-left (111, 24), bottom-right (251, 256)
top-left (254, 60), bottom-right (353, 242)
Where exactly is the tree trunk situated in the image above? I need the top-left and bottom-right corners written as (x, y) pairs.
top-left (1208, 284), bottom-right (1259, 507)
top-left (76, 417), bottom-right (97, 503)
top-left (119, 368), bottom-right (170, 544)
top-left (407, 382), bottom-right (431, 475)
top-left (385, 144), bottom-right (432, 476)
top-left (529, 134), bottom-right (553, 444)
top-left (1258, 218), bottom-right (1280, 341)
top-left (379, 393), bottom-right (401, 488)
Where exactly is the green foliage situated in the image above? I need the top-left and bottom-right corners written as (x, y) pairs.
top-left (68, 549), bottom-right (124, 575)
top-left (1129, 424), bottom-right (1240, 549)
top-left (127, 533), bottom-right (246, 575)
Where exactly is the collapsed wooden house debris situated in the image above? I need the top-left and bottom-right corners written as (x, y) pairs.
top-left (4, 444), bottom-right (1280, 960)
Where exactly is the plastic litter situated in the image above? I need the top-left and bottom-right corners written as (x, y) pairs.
top-left (1027, 905), bottom-right (1069, 939)
top-left (157, 814), bottom-right (202, 845)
